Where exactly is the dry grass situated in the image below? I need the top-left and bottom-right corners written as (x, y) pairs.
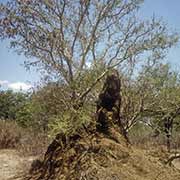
top-left (0, 120), bottom-right (49, 156)
top-left (18, 129), bottom-right (50, 156)
top-left (0, 120), bottom-right (22, 149)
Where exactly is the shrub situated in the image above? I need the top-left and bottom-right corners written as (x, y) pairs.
top-left (0, 90), bottom-right (28, 120)
top-left (48, 107), bottom-right (93, 138)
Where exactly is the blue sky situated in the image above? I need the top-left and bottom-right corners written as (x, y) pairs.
top-left (139, 0), bottom-right (180, 71)
top-left (0, 0), bottom-right (180, 91)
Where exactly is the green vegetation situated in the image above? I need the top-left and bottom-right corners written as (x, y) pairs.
top-left (0, 90), bottom-right (28, 120)
top-left (0, 63), bottom-right (180, 152)
top-left (0, 0), bottom-right (179, 153)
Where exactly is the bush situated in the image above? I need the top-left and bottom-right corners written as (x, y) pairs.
top-left (48, 107), bottom-right (93, 138)
top-left (0, 90), bottom-right (28, 120)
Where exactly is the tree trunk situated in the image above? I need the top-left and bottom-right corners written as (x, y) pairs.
top-left (164, 118), bottom-right (173, 152)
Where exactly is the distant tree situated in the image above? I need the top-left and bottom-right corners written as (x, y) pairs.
top-left (0, 90), bottom-right (28, 120)
top-left (139, 63), bottom-right (180, 151)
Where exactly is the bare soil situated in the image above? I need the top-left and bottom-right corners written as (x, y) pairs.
top-left (172, 158), bottom-right (180, 170)
top-left (0, 149), bottom-right (35, 180)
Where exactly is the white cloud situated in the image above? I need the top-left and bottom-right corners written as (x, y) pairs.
top-left (0, 80), bottom-right (32, 91)
top-left (0, 80), bottom-right (9, 85)
top-left (8, 82), bottom-right (32, 91)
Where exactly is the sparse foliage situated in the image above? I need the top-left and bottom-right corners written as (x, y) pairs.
top-left (0, 0), bottom-right (178, 104)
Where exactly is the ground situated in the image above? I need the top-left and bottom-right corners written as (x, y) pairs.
top-left (0, 149), bottom-right (35, 180)
top-left (0, 144), bottom-right (180, 180)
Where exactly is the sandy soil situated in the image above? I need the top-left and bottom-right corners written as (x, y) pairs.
top-left (0, 149), bottom-right (35, 180)
top-left (172, 159), bottom-right (180, 170)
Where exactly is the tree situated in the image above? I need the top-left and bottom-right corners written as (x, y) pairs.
top-left (120, 75), bottom-right (144, 134)
top-left (139, 63), bottom-right (180, 151)
top-left (0, 0), bottom-right (178, 102)
top-left (0, 0), bottom-right (178, 136)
